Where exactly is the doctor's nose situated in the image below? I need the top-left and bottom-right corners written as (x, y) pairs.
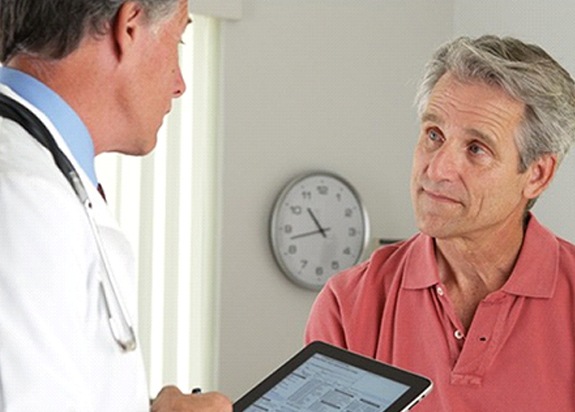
top-left (173, 68), bottom-right (186, 98)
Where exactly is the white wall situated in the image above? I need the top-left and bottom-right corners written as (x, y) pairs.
top-left (453, 0), bottom-right (575, 241)
top-left (214, 0), bottom-right (453, 399)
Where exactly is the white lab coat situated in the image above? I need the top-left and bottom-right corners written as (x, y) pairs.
top-left (0, 85), bottom-right (149, 411)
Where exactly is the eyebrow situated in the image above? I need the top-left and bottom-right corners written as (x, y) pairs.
top-left (420, 112), bottom-right (441, 125)
top-left (179, 15), bottom-right (192, 33)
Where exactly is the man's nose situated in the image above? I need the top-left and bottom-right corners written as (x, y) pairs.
top-left (425, 144), bottom-right (461, 182)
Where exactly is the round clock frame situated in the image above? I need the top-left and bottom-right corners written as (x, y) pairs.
top-left (269, 171), bottom-right (369, 291)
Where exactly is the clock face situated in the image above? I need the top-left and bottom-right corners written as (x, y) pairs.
top-left (270, 172), bottom-right (369, 290)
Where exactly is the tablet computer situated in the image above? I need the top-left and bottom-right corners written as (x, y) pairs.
top-left (233, 341), bottom-right (433, 412)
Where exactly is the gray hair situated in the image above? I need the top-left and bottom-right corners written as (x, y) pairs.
top-left (415, 35), bottom-right (575, 172)
top-left (0, 0), bottom-right (181, 63)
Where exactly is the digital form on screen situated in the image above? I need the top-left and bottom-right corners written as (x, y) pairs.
top-left (244, 353), bottom-right (410, 412)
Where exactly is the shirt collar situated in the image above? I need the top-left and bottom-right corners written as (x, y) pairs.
top-left (402, 214), bottom-right (558, 299)
top-left (402, 233), bottom-right (441, 290)
top-left (502, 214), bottom-right (558, 298)
top-left (0, 67), bottom-right (97, 186)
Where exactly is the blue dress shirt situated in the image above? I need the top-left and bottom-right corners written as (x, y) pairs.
top-left (0, 67), bottom-right (97, 186)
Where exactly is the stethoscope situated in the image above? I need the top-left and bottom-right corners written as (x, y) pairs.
top-left (0, 93), bottom-right (137, 352)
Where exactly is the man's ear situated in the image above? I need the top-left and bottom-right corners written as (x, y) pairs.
top-left (112, 1), bottom-right (145, 58)
top-left (523, 154), bottom-right (558, 201)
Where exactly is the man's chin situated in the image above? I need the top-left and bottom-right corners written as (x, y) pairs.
top-left (415, 214), bottom-right (459, 240)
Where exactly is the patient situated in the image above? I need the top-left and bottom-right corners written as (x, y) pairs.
top-left (305, 35), bottom-right (575, 411)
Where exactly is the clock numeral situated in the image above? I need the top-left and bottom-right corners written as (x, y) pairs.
top-left (317, 185), bottom-right (328, 195)
top-left (343, 247), bottom-right (351, 255)
top-left (300, 260), bottom-right (308, 269)
top-left (345, 208), bottom-right (353, 217)
top-left (348, 227), bottom-right (357, 237)
top-left (288, 245), bottom-right (297, 255)
top-left (302, 191), bottom-right (312, 200)
top-left (290, 206), bottom-right (302, 215)
top-left (284, 224), bottom-right (293, 234)
top-left (331, 261), bottom-right (340, 271)
top-left (315, 267), bottom-right (324, 276)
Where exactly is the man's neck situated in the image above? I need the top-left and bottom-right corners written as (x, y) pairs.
top-left (434, 215), bottom-right (527, 330)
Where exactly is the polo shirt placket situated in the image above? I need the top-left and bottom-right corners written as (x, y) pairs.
top-left (440, 291), bottom-right (522, 386)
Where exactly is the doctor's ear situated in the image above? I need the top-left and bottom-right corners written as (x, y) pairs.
top-left (111, 1), bottom-right (146, 57)
top-left (523, 154), bottom-right (557, 201)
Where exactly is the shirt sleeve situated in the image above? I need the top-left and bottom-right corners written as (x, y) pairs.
top-left (304, 255), bottom-right (393, 354)
top-left (304, 275), bottom-right (350, 348)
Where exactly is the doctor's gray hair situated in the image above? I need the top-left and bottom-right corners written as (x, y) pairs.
top-left (0, 0), bottom-right (181, 63)
top-left (415, 35), bottom-right (575, 172)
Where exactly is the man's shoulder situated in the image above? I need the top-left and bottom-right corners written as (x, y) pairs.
top-left (327, 234), bottom-right (422, 293)
top-left (555, 235), bottom-right (575, 267)
top-left (527, 215), bottom-right (575, 256)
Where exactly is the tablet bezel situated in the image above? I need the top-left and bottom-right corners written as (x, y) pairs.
top-left (233, 340), bottom-right (433, 412)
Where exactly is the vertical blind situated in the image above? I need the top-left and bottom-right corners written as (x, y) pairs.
top-left (95, 16), bottom-right (220, 396)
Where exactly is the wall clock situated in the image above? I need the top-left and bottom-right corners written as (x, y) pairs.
top-left (269, 171), bottom-right (369, 291)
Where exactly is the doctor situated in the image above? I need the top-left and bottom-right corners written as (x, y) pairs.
top-left (0, 0), bottom-right (230, 411)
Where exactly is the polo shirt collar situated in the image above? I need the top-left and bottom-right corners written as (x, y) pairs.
top-left (503, 214), bottom-right (558, 298)
top-left (402, 214), bottom-right (558, 299)
top-left (402, 233), bottom-right (440, 290)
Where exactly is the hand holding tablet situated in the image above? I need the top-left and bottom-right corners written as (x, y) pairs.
top-left (234, 341), bottom-right (432, 412)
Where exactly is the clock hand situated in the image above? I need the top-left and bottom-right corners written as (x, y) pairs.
top-left (291, 227), bottom-right (332, 240)
top-left (307, 208), bottom-right (327, 238)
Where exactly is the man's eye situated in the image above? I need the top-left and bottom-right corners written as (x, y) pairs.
top-left (428, 129), bottom-right (442, 142)
top-left (469, 142), bottom-right (486, 155)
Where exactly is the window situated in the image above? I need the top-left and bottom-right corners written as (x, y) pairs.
top-left (95, 16), bottom-right (220, 395)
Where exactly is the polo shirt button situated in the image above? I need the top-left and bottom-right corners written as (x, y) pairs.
top-left (454, 330), bottom-right (464, 340)
top-left (436, 286), bottom-right (444, 296)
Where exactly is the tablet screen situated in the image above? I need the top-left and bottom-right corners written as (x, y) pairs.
top-left (234, 341), bottom-right (432, 412)
top-left (244, 353), bottom-right (409, 411)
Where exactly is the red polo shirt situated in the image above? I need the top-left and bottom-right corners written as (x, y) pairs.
top-left (305, 215), bottom-right (575, 411)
